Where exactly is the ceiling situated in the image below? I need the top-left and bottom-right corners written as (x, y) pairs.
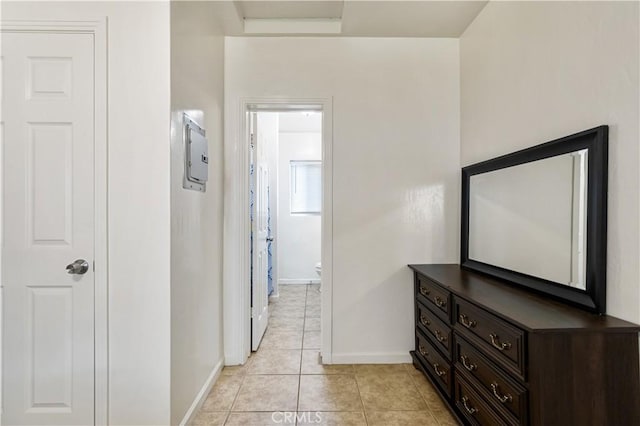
top-left (279, 111), bottom-right (323, 133)
top-left (172, 0), bottom-right (489, 37)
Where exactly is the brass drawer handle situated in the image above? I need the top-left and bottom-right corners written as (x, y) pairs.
top-left (460, 355), bottom-right (477, 372)
top-left (491, 382), bottom-right (513, 403)
top-left (459, 314), bottom-right (477, 329)
top-left (420, 315), bottom-right (431, 327)
top-left (434, 296), bottom-right (447, 308)
top-left (489, 333), bottom-right (512, 351)
top-left (435, 330), bottom-right (447, 343)
top-left (419, 286), bottom-right (430, 297)
top-left (461, 396), bottom-right (478, 415)
top-left (433, 363), bottom-right (446, 377)
top-left (418, 345), bottom-right (429, 358)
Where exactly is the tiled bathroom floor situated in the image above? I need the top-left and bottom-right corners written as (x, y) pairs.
top-left (192, 284), bottom-right (459, 425)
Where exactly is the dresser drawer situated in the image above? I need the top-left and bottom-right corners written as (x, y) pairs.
top-left (417, 301), bottom-right (452, 358)
top-left (416, 274), bottom-right (450, 322)
top-left (454, 297), bottom-right (526, 380)
top-left (455, 373), bottom-right (509, 426)
top-left (455, 333), bottom-right (527, 424)
top-left (416, 331), bottom-right (452, 397)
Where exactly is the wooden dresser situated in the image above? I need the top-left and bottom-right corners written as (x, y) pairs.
top-left (409, 264), bottom-right (640, 426)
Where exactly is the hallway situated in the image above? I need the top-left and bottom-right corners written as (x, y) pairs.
top-left (192, 285), bottom-right (458, 425)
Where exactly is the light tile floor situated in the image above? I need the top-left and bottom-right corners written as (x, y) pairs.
top-left (193, 284), bottom-right (459, 425)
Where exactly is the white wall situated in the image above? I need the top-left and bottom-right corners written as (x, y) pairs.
top-left (225, 37), bottom-right (460, 362)
top-left (3, 2), bottom-right (171, 424)
top-left (277, 129), bottom-right (322, 283)
top-left (461, 1), bottom-right (640, 323)
top-left (170, 3), bottom-right (225, 424)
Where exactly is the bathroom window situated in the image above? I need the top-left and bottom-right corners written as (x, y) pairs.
top-left (290, 160), bottom-right (321, 214)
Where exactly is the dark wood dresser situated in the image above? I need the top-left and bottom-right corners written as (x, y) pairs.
top-left (409, 264), bottom-right (640, 426)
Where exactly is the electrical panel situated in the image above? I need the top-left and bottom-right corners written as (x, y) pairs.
top-left (183, 113), bottom-right (208, 192)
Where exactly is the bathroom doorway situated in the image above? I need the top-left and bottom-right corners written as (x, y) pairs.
top-left (250, 110), bottom-right (323, 353)
top-left (223, 97), bottom-right (332, 367)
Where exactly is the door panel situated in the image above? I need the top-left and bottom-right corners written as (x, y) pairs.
top-left (28, 287), bottom-right (74, 412)
top-left (29, 123), bottom-right (73, 245)
top-left (251, 112), bottom-right (270, 351)
top-left (2, 32), bottom-right (95, 425)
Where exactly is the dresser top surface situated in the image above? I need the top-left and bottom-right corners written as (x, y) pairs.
top-left (409, 264), bottom-right (640, 332)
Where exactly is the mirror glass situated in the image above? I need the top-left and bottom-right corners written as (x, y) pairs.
top-left (468, 149), bottom-right (588, 289)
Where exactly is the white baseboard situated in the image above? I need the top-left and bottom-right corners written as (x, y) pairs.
top-left (279, 279), bottom-right (320, 285)
top-left (329, 352), bottom-right (412, 364)
top-left (179, 358), bottom-right (224, 426)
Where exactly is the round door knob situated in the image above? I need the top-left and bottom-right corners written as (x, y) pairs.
top-left (66, 259), bottom-right (89, 275)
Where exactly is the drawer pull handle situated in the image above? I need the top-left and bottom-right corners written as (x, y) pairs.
top-left (434, 296), bottom-right (447, 308)
top-left (420, 315), bottom-right (431, 327)
top-left (460, 355), bottom-right (477, 372)
top-left (419, 287), bottom-right (430, 297)
top-left (489, 333), bottom-right (512, 351)
top-left (459, 314), bottom-right (477, 329)
top-left (433, 363), bottom-right (446, 377)
top-left (418, 345), bottom-right (429, 357)
top-left (491, 382), bottom-right (513, 403)
top-left (435, 330), bottom-right (447, 343)
top-left (461, 396), bottom-right (478, 415)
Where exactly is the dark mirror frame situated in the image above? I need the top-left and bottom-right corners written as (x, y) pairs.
top-left (461, 126), bottom-right (608, 314)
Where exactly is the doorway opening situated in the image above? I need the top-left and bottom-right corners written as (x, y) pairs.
top-left (250, 110), bottom-right (323, 355)
top-left (222, 97), bottom-right (332, 368)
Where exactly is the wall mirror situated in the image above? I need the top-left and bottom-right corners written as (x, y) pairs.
top-left (461, 126), bottom-right (608, 313)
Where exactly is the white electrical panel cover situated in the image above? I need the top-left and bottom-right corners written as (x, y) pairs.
top-left (183, 113), bottom-right (208, 192)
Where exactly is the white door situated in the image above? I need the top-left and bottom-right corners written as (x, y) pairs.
top-left (2, 31), bottom-right (95, 425)
top-left (251, 112), bottom-right (269, 350)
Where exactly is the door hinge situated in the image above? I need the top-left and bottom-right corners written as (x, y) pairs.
top-left (250, 132), bottom-right (255, 149)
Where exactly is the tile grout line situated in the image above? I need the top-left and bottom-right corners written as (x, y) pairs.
top-left (224, 370), bottom-right (248, 423)
top-left (352, 371), bottom-right (369, 426)
top-left (296, 284), bottom-right (309, 425)
top-left (403, 364), bottom-right (445, 426)
top-left (221, 410), bottom-right (230, 426)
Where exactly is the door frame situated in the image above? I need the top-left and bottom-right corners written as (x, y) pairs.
top-left (0, 19), bottom-right (108, 425)
top-left (223, 97), bottom-right (334, 364)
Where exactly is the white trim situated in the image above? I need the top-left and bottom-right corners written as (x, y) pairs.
top-left (223, 97), bottom-right (333, 365)
top-left (92, 19), bottom-right (109, 426)
top-left (0, 18), bottom-right (109, 426)
top-left (178, 359), bottom-right (224, 426)
top-left (330, 352), bottom-right (413, 365)
top-left (0, 20), bottom-right (104, 32)
top-left (320, 100), bottom-right (334, 364)
top-left (278, 279), bottom-right (321, 285)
